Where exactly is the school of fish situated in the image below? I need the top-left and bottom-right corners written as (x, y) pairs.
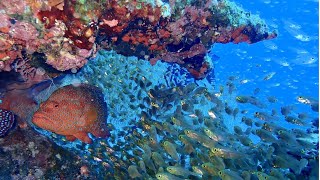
top-left (53, 51), bottom-right (318, 179)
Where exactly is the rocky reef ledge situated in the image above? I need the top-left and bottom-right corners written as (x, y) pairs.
top-left (0, 0), bottom-right (276, 80)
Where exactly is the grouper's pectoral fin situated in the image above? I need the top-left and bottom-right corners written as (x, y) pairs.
top-left (73, 132), bottom-right (92, 144)
top-left (78, 107), bottom-right (98, 128)
top-left (91, 125), bottom-right (110, 138)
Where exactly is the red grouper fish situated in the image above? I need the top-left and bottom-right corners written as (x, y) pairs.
top-left (0, 78), bottom-right (61, 136)
top-left (32, 84), bottom-right (110, 144)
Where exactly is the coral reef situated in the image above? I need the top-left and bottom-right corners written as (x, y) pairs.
top-left (7, 1), bottom-right (319, 179)
top-left (0, 0), bottom-right (276, 80)
top-left (0, 125), bottom-right (99, 178)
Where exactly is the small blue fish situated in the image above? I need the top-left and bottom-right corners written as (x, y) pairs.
top-left (0, 109), bottom-right (15, 136)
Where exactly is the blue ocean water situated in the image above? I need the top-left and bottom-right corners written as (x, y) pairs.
top-left (213, 0), bottom-right (319, 127)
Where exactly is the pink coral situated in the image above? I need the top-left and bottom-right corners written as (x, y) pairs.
top-left (167, 17), bottom-right (188, 43)
top-left (0, 15), bottom-right (90, 73)
top-left (9, 21), bottom-right (40, 53)
top-left (0, 13), bottom-right (12, 33)
top-left (0, 0), bottom-right (277, 80)
top-left (12, 57), bottom-right (50, 85)
top-left (45, 43), bottom-right (91, 71)
top-left (184, 6), bottom-right (211, 24)
top-left (0, 14), bottom-right (41, 73)
top-left (0, 0), bottom-right (26, 14)
top-left (0, 59), bottom-right (14, 72)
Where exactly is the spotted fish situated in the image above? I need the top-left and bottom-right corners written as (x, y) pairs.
top-left (0, 109), bottom-right (15, 136)
top-left (32, 84), bottom-right (110, 144)
top-left (0, 76), bottom-right (65, 129)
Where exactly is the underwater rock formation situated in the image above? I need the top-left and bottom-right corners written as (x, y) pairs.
top-left (0, 0), bottom-right (276, 79)
top-left (0, 124), bottom-right (95, 179)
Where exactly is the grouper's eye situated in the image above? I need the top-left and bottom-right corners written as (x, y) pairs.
top-left (54, 104), bottom-right (59, 108)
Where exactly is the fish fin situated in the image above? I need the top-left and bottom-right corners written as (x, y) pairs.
top-left (73, 132), bottom-right (92, 144)
top-left (78, 105), bottom-right (98, 128)
top-left (30, 74), bottom-right (65, 97)
top-left (91, 124), bottom-right (110, 138)
top-left (65, 135), bottom-right (77, 142)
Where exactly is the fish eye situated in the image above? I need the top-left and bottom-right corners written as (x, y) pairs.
top-left (218, 171), bottom-right (222, 175)
top-left (157, 175), bottom-right (161, 178)
top-left (54, 104), bottom-right (59, 108)
top-left (163, 141), bottom-right (168, 145)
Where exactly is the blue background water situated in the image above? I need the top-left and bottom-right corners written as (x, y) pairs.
top-left (212, 0), bottom-right (319, 129)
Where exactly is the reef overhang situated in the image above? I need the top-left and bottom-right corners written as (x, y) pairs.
top-left (0, 0), bottom-right (277, 80)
